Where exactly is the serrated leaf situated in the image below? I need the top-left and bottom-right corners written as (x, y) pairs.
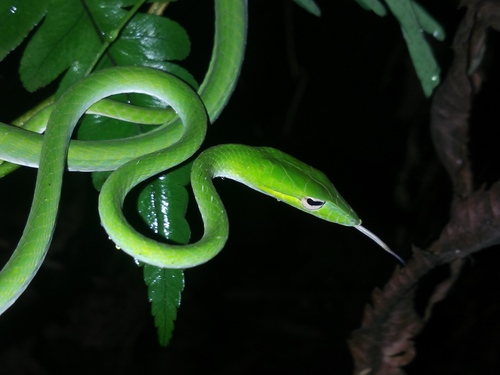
top-left (20, 0), bottom-right (186, 92)
top-left (54, 0), bottom-right (143, 93)
top-left (0, 0), bottom-right (48, 61)
top-left (27, 0), bottom-right (196, 346)
top-left (58, 2), bottom-right (195, 92)
top-left (384, 0), bottom-right (442, 97)
top-left (62, 4), bottom-right (193, 91)
top-left (292, 0), bottom-right (321, 17)
top-left (20, 0), bottom-right (101, 91)
top-left (143, 265), bottom-right (184, 346)
top-left (111, 13), bottom-right (190, 63)
top-left (70, 0), bottom-right (196, 191)
top-left (71, 0), bottom-right (197, 226)
top-left (138, 167), bottom-right (191, 346)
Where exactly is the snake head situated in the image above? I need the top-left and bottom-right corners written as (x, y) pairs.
top-left (243, 147), bottom-right (361, 226)
top-left (199, 144), bottom-right (403, 263)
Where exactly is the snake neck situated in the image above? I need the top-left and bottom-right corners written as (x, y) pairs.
top-left (190, 146), bottom-right (234, 239)
top-left (192, 144), bottom-right (263, 192)
top-left (192, 144), bottom-right (361, 227)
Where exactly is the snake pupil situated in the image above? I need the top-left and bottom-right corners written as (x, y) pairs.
top-left (301, 197), bottom-right (326, 210)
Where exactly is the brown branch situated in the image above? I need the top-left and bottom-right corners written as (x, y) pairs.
top-left (348, 1), bottom-right (500, 373)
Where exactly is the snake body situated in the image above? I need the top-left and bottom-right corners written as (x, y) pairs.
top-left (100, 143), bottom-right (361, 268)
top-left (0, 0), bottom-right (403, 315)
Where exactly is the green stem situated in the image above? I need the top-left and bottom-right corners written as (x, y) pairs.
top-left (84, 0), bottom-right (147, 76)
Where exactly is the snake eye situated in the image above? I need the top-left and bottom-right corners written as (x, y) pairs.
top-left (301, 197), bottom-right (326, 211)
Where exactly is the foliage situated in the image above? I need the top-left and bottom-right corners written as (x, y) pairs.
top-left (6, 2), bottom-right (491, 373)
top-left (355, 0), bottom-right (444, 97)
top-left (0, 0), bottom-right (194, 347)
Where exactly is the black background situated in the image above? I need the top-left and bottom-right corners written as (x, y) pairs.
top-left (2, 1), bottom-right (500, 374)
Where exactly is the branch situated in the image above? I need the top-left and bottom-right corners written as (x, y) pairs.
top-left (348, 1), bottom-right (500, 373)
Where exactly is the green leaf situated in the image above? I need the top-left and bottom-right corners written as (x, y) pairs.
top-left (71, 0), bottom-right (196, 192)
top-left (143, 265), bottom-right (184, 347)
top-left (354, 0), bottom-right (387, 17)
top-left (292, 0), bottom-right (321, 17)
top-left (410, 1), bottom-right (445, 42)
top-left (354, 0), bottom-right (444, 96)
top-left (137, 169), bottom-right (191, 243)
top-left (59, 4), bottom-right (195, 92)
top-left (111, 13), bottom-right (190, 64)
top-left (13, 0), bottom-right (197, 347)
top-left (20, 0), bottom-right (100, 91)
top-left (0, 0), bottom-right (48, 61)
top-left (384, 0), bottom-right (443, 97)
top-left (138, 167), bottom-right (191, 346)
top-left (53, 1), bottom-right (195, 346)
top-left (19, 0), bottom-right (188, 92)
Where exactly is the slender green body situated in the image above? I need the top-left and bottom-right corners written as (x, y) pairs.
top-left (0, 0), bottom-right (246, 313)
top-left (0, 67), bottom-right (208, 313)
top-left (0, 2), bottom-right (246, 173)
top-left (0, 0), bottom-right (403, 315)
top-left (100, 144), bottom-right (361, 268)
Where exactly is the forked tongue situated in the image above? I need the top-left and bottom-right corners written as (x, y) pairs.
top-left (355, 225), bottom-right (405, 265)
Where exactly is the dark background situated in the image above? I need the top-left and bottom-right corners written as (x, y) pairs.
top-left (2, 1), bottom-right (499, 374)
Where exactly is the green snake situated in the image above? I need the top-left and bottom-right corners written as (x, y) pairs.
top-left (0, 0), bottom-right (403, 314)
